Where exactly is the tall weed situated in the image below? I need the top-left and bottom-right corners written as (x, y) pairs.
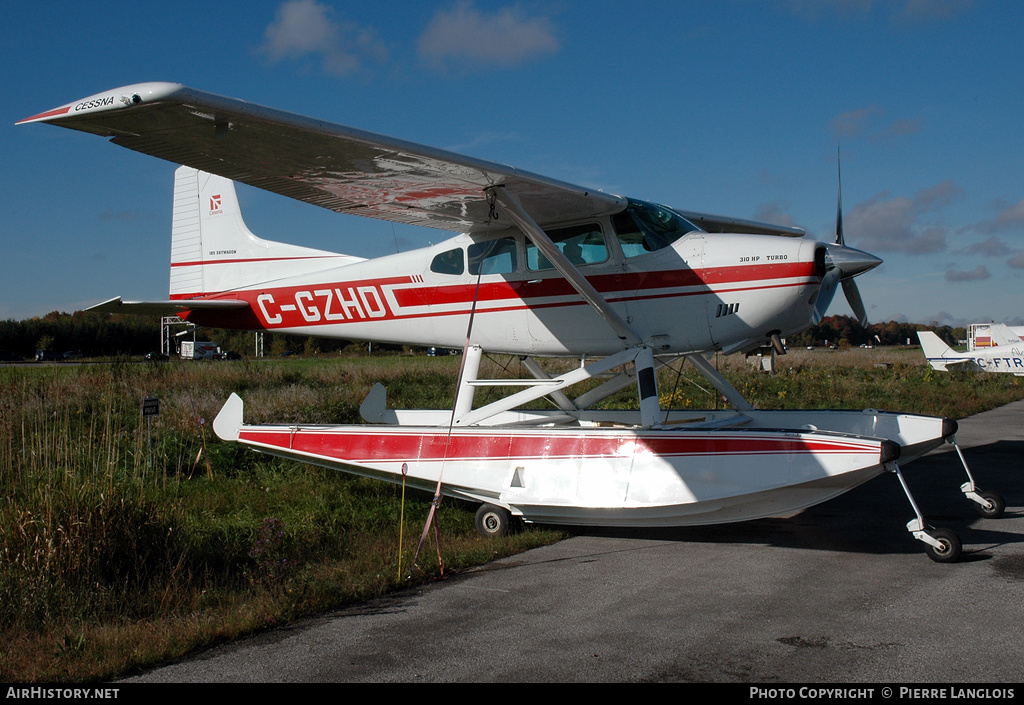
top-left (1, 350), bottom-right (1021, 681)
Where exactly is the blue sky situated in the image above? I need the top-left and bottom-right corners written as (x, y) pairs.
top-left (3, 0), bottom-right (1023, 327)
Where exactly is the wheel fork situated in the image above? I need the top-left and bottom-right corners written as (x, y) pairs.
top-left (885, 459), bottom-right (961, 562)
top-left (886, 459), bottom-right (941, 549)
top-left (949, 435), bottom-right (995, 511)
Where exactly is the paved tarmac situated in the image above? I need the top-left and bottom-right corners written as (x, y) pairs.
top-left (128, 401), bottom-right (1024, 683)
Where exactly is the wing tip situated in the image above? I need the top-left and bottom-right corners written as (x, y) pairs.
top-left (17, 82), bottom-right (189, 126)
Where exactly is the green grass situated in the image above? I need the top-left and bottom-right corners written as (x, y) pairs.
top-left (1, 348), bottom-right (1022, 681)
top-left (0, 356), bottom-right (560, 681)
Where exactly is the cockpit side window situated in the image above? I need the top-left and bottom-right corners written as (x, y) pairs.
top-left (527, 223), bottom-right (607, 271)
top-left (613, 199), bottom-right (699, 258)
top-left (430, 248), bottom-right (464, 275)
top-left (468, 236), bottom-right (518, 275)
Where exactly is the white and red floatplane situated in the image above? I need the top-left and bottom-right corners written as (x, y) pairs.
top-left (19, 83), bottom-right (1005, 561)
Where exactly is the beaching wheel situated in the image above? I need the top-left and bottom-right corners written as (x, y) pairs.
top-left (475, 504), bottom-right (513, 537)
top-left (924, 528), bottom-right (961, 563)
top-left (974, 490), bottom-right (1005, 519)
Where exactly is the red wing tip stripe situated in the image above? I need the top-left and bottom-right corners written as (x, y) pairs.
top-left (17, 107), bottom-right (72, 124)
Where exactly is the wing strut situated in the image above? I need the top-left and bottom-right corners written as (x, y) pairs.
top-left (684, 354), bottom-right (753, 412)
top-left (489, 187), bottom-right (642, 348)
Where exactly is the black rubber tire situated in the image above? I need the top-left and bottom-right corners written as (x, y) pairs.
top-left (475, 504), bottom-right (513, 537)
top-left (974, 490), bottom-right (1006, 519)
top-left (925, 528), bottom-right (962, 563)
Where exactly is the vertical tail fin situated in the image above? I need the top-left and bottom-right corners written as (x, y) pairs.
top-left (917, 330), bottom-right (957, 371)
top-left (169, 166), bottom-right (362, 298)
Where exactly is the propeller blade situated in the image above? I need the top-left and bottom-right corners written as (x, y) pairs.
top-left (835, 147), bottom-right (845, 246)
top-left (813, 267), bottom-right (840, 324)
top-left (842, 278), bottom-right (868, 327)
top-left (812, 151), bottom-right (879, 327)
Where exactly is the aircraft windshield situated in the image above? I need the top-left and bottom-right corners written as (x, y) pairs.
top-left (613, 199), bottom-right (700, 258)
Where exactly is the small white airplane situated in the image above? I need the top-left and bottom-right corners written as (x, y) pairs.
top-left (19, 83), bottom-right (1005, 561)
top-left (919, 325), bottom-right (1024, 376)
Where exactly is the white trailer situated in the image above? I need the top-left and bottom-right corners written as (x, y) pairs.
top-left (180, 341), bottom-right (220, 360)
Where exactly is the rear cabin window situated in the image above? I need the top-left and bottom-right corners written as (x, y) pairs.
top-left (430, 248), bottom-right (464, 275)
top-left (468, 237), bottom-right (518, 275)
top-left (527, 223), bottom-right (608, 271)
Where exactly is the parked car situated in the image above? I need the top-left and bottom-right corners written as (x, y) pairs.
top-left (143, 351), bottom-right (169, 362)
top-left (62, 350), bottom-right (82, 361)
top-left (35, 350), bottom-right (60, 362)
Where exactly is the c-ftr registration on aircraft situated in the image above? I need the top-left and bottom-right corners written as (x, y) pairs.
top-left (919, 324), bottom-right (1024, 376)
top-left (18, 83), bottom-right (1006, 562)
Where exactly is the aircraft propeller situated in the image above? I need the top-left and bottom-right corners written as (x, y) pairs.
top-left (812, 154), bottom-right (881, 327)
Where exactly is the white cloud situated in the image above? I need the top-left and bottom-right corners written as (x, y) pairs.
top-left (945, 265), bottom-right (990, 282)
top-left (846, 192), bottom-right (946, 254)
top-left (896, 0), bottom-right (974, 23)
top-left (959, 236), bottom-right (1014, 257)
top-left (1008, 252), bottom-right (1024, 269)
top-left (843, 180), bottom-right (965, 254)
top-left (260, 0), bottom-right (388, 76)
top-left (754, 201), bottom-right (799, 229)
top-left (830, 106), bottom-right (923, 143)
top-left (262, 0), bottom-right (336, 59)
top-left (785, 0), bottom-right (972, 24)
top-left (830, 106), bottom-right (883, 140)
top-left (987, 198), bottom-right (1024, 233)
top-left (418, 2), bottom-right (559, 70)
top-left (914, 179), bottom-right (963, 212)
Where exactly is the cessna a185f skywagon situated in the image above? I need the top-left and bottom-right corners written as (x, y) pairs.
top-left (19, 83), bottom-right (1006, 561)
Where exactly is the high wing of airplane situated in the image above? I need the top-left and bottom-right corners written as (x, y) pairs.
top-left (19, 83), bottom-right (1005, 562)
top-left (17, 83), bottom-right (878, 357)
top-left (919, 327), bottom-right (1024, 376)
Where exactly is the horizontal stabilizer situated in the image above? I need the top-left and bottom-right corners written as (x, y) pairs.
top-left (87, 296), bottom-right (249, 316)
top-left (917, 330), bottom-right (977, 372)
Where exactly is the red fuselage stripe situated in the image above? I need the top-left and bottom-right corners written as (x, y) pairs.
top-left (171, 262), bottom-right (819, 328)
top-left (239, 428), bottom-right (875, 462)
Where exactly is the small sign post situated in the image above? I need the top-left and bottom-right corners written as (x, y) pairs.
top-left (142, 397), bottom-right (160, 470)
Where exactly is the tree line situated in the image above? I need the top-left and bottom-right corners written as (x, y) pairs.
top-left (0, 310), bottom-right (965, 361)
top-left (0, 311), bottom-right (401, 361)
top-left (785, 315), bottom-right (965, 350)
